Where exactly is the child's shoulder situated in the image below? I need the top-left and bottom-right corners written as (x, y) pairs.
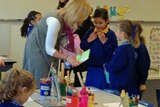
top-left (118, 44), bottom-right (134, 51)
top-left (107, 29), bottom-right (116, 37)
top-left (0, 102), bottom-right (23, 107)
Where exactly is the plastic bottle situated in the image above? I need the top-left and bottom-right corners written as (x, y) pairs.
top-left (79, 86), bottom-right (88, 107)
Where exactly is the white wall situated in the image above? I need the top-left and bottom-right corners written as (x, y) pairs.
top-left (0, 21), bottom-right (26, 69)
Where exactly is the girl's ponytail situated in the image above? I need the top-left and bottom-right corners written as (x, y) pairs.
top-left (20, 17), bottom-right (29, 37)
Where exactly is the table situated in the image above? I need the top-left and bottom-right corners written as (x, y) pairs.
top-left (24, 87), bottom-right (145, 107)
top-left (0, 58), bottom-right (16, 71)
top-left (0, 58), bottom-right (16, 80)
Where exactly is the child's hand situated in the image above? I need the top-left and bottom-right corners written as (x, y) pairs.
top-left (139, 84), bottom-right (147, 92)
top-left (0, 57), bottom-right (5, 67)
top-left (97, 32), bottom-right (108, 44)
top-left (87, 32), bottom-right (97, 43)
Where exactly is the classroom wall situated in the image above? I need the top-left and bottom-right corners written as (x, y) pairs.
top-left (0, 0), bottom-right (160, 79)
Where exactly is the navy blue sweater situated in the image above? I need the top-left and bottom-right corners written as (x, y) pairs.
top-left (134, 42), bottom-right (150, 85)
top-left (104, 43), bottom-right (135, 92)
top-left (80, 28), bottom-right (117, 67)
top-left (0, 102), bottom-right (23, 107)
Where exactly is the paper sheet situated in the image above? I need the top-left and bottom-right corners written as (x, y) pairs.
top-left (76, 49), bottom-right (90, 63)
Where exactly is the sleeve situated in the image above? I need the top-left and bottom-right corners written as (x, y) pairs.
top-left (45, 17), bottom-right (61, 56)
top-left (104, 48), bottom-right (128, 74)
top-left (137, 44), bottom-right (151, 84)
top-left (103, 31), bottom-right (118, 57)
top-left (80, 29), bottom-right (92, 51)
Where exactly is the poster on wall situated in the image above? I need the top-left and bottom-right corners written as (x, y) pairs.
top-left (150, 28), bottom-right (160, 71)
top-left (96, 5), bottom-right (130, 21)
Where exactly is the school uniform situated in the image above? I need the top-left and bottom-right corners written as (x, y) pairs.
top-left (104, 40), bottom-right (135, 95)
top-left (132, 42), bottom-right (150, 98)
top-left (26, 25), bottom-right (33, 37)
top-left (0, 100), bottom-right (23, 107)
top-left (80, 27), bottom-right (117, 90)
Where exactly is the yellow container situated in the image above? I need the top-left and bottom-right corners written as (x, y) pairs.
top-left (88, 95), bottom-right (94, 107)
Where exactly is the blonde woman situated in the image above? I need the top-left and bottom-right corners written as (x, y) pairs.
top-left (23, 0), bottom-right (92, 88)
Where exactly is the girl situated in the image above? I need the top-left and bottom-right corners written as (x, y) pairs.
top-left (104, 20), bottom-right (136, 95)
top-left (0, 68), bottom-right (36, 107)
top-left (80, 8), bottom-right (118, 90)
top-left (20, 10), bottom-right (42, 37)
top-left (132, 22), bottom-right (150, 99)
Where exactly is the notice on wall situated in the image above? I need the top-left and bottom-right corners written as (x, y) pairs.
top-left (150, 28), bottom-right (160, 71)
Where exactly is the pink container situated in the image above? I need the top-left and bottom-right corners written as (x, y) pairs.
top-left (79, 94), bottom-right (88, 107)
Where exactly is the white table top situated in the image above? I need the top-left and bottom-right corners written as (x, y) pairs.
top-left (24, 87), bottom-right (145, 107)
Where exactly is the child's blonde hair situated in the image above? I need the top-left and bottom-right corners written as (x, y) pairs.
top-left (118, 20), bottom-right (133, 39)
top-left (0, 68), bottom-right (36, 102)
top-left (133, 21), bottom-right (145, 46)
top-left (58, 0), bottom-right (92, 31)
top-left (118, 20), bottom-right (140, 47)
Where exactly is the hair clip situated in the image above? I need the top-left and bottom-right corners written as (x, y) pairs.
top-left (132, 24), bottom-right (136, 38)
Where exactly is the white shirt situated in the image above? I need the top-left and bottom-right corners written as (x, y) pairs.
top-left (45, 17), bottom-right (61, 56)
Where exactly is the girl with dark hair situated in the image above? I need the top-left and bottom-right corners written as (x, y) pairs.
top-left (20, 10), bottom-right (42, 37)
top-left (80, 8), bottom-right (118, 90)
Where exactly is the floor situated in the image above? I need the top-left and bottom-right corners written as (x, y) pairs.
top-left (142, 79), bottom-right (160, 106)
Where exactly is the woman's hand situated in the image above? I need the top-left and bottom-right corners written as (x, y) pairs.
top-left (140, 84), bottom-right (147, 92)
top-left (67, 56), bottom-right (80, 67)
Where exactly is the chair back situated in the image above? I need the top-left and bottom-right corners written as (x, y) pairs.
top-left (156, 88), bottom-right (160, 107)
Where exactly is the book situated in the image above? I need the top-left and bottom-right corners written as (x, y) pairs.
top-left (76, 49), bottom-right (90, 63)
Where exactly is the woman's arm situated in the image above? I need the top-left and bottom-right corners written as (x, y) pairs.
top-left (45, 17), bottom-right (79, 66)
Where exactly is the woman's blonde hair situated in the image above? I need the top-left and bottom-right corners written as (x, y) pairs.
top-left (59, 0), bottom-right (92, 31)
top-left (0, 68), bottom-right (36, 102)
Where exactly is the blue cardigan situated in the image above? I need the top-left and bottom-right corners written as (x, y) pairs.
top-left (134, 42), bottom-right (150, 85)
top-left (80, 28), bottom-right (118, 67)
top-left (104, 42), bottom-right (135, 93)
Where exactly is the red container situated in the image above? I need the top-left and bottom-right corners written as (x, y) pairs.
top-left (66, 95), bottom-right (79, 107)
